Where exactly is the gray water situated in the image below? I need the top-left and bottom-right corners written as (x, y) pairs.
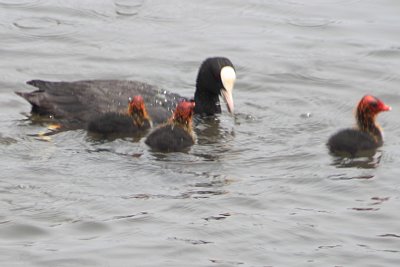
top-left (1, 0), bottom-right (400, 266)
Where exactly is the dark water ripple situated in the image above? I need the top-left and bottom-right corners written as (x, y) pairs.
top-left (114, 0), bottom-right (144, 16)
top-left (13, 16), bottom-right (77, 38)
top-left (287, 18), bottom-right (335, 28)
top-left (0, 0), bottom-right (41, 8)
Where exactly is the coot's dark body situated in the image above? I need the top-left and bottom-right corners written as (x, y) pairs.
top-left (17, 80), bottom-right (177, 129)
top-left (327, 95), bottom-right (391, 157)
top-left (16, 57), bottom-right (236, 130)
top-left (145, 125), bottom-right (194, 152)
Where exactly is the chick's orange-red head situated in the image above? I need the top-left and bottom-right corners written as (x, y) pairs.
top-left (357, 95), bottom-right (391, 115)
top-left (173, 101), bottom-right (195, 124)
top-left (127, 95), bottom-right (151, 127)
top-left (128, 96), bottom-right (146, 116)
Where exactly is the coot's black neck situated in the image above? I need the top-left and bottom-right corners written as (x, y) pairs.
top-left (356, 111), bottom-right (383, 145)
top-left (194, 89), bottom-right (221, 115)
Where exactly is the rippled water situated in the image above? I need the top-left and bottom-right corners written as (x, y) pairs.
top-left (1, 0), bottom-right (400, 266)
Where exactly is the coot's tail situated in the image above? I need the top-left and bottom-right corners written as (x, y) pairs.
top-left (26, 79), bottom-right (47, 88)
top-left (15, 80), bottom-right (52, 115)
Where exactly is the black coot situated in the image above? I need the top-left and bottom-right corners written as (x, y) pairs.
top-left (327, 95), bottom-right (391, 156)
top-left (145, 101), bottom-right (195, 152)
top-left (16, 57), bottom-right (236, 130)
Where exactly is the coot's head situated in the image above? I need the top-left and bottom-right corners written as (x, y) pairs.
top-left (195, 57), bottom-right (236, 114)
top-left (357, 95), bottom-right (391, 116)
top-left (172, 101), bottom-right (196, 126)
top-left (128, 95), bottom-right (150, 126)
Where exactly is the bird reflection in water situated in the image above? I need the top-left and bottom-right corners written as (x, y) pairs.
top-left (331, 150), bottom-right (382, 169)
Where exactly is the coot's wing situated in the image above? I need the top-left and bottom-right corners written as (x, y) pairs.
top-left (16, 79), bottom-right (185, 127)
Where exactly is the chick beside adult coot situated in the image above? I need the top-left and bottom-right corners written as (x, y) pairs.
top-left (145, 101), bottom-right (196, 152)
top-left (87, 95), bottom-right (151, 138)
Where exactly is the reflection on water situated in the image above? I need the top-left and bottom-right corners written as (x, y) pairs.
top-left (0, 0), bottom-right (41, 7)
top-left (114, 0), bottom-right (144, 16)
top-left (13, 16), bottom-right (77, 38)
top-left (194, 115), bottom-right (234, 144)
top-left (86, 131), bottom-right (147, 143)
top-left (127, 189), bottom-right (227, 200)
top-left (330, 151), bottom-right (382, 169)
top-left (0, 134), bottom-right (17, 145)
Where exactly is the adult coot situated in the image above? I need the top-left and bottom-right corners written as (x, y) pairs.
top-left (145, 101), bottom-right (195, 152)
top-left (327, 95), bottom-right (391, 156)
top-left (87, 95), bottom-right (151, 138)
top-left (16, 57), bottom-right (236, 130)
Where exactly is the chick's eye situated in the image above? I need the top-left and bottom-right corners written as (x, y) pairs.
top-left (371, 102), bottom-right (378, 108)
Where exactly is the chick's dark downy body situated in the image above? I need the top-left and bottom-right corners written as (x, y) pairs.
top-left (87, 95), bottom-right (151, 137)
top-left (145, 101), bottom-right (196, 152)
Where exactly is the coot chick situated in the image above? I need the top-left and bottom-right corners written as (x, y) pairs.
top-left (327, 95), bottom-right (391, 157)
top-left (87, 95), bottom-right (151, 138)
top-left (16, 57), bottom-right (235, 129)
top-left (145, 101), bottom-right (196, 152)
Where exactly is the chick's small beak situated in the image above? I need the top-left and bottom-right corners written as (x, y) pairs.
top-left (220, 66), bottom-right (236, 114)
top-left (379, 101), bottom-right (392, 112)
top-left (382, 104), bottom-right (392, 111)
